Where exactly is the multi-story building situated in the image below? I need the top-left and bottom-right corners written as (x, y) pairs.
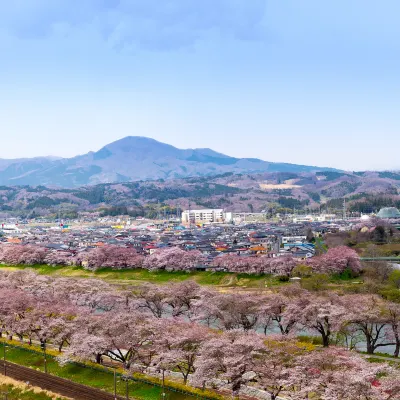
top-left (182, 209), bottom-right (224, 224)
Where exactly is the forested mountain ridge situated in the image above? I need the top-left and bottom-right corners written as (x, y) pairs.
top-left (1, 170), bottom-right (400, 218)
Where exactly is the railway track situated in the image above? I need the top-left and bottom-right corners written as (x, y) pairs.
top-left (0, 360), bottom-right (125, 400)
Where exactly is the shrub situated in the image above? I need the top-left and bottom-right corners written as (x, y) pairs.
top-left (292, 264), bottom-right (313, 278)
top-left (300, 274), bottom-right (329, 291)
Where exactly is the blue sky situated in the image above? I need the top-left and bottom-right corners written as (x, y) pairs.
top-left (0, 0), bottom-right (399, 170)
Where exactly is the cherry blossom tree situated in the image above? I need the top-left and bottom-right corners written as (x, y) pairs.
top-left (259, 293), bottom-right (300, 335)
top-left (212, 254), bottom-right (266, 274)
top-left (0, 288), bottom-right (34, 340)
top-left (293, 348), bottom-right (386, 400)
top-left (164, 281), bottom-right (202, 319)
top-left (0, 244), bottom-right (47, 265)
top-left (135, 283), bottom-right (169, 318)
top-left (194, 292), bottom-right (261, 331)
top-left (155, 321), bottom-right (213, 384)
top-left (382, 302), bottom-right (400, 357)
top-left (306, 246), bottom-right (362, 275)
top-left (297, 294), bottom-right (348, 347)
top-left (78, 245), bottom-right (144, 271)
top-left (193, 330), bottom-right (265, 395)
top-left (44, 250), bottom-right (76, 266)
top-left (143, 247), bottom-right (205, 272)
top-left (378, 370), bottom-right (400, 400)
top-left (212, 254), bottom-right (297, 276)
top-left (252, 338), bottom-right (301, 400)
top-left (345, 295), bottom-right (393, 354)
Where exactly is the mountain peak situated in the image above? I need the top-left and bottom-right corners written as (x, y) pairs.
top-left (0, 136), bottom-right (338, 187)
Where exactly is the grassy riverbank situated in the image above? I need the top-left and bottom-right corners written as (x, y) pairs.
top-left (0, 264), bottom-right (367, 293)
top-left (0, 264), bottom-right (288, 288)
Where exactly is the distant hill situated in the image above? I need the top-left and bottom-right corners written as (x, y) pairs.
top-left (1, 170), bottom-right (400, 218)
top-left (0, 136), bottom-right (338, 187)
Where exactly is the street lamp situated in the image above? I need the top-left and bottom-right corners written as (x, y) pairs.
top-left (162, 369), bottom-right (166, 399)
top-left (122, 375), bottom-right (130, 400)
top-left (113, 368), bottom-right (117, 400)
top-left (41, 344), bottom-right (48, 374)
top-left (3, 342), bottom-right (7, 376)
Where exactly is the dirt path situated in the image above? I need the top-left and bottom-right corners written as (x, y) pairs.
top-left (0, 360), bottom-right (125, 400)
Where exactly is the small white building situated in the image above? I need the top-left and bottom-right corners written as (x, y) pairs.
top-left (281, 236), bottom-right (307, 244)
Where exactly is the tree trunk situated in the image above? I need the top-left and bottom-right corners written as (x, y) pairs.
top-left (322, 332), bottom-right (330, 347)
top-left (394, 342), bottom-right (400, 358)
top-left (393, 327), bottom-right (400, 358)
top-left (365, 335), bottom-right (374, 354)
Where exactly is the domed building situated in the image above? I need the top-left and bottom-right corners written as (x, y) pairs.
top-left (377, 207), bottom-right (400, 219)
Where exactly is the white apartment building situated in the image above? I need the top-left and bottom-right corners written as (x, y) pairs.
top-left (182, 209), bottom-right (224, 224)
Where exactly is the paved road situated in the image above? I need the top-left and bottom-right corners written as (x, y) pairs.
top-left (0, 360), bottom-right (125, 400)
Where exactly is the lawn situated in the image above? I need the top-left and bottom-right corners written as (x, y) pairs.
top-left (2, 342), bottom-right (201, 400)
top-left (0, 264), bottom-right (287, 288)
top-left (0, 383), bottom-right (65, 400)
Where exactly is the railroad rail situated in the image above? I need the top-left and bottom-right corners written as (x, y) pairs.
top-left (0, 360), bottom-right (124, 400)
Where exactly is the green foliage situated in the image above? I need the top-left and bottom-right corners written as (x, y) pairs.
top-left (349, 195), bottom-right (400, 213)
top-left (315, 171), bottom-right (348, 181)
top-left (74, 186), bottom-right (106, 204)
top-left (292, 265), bottom-right (313, 278)
top-left (389, 270), bottom-right (400, 288)
top-left (380, 288), bottom-right (400, 303)
top-left (271, 189), bottom-right (293, 196)
top-left (378, 171), bottom-right (400, 180)
top-left (307, 192), bottom-right (321, 202)
top-left (277, 275), bottom-right (290, 282)
top-left (277, 197), bottom-right (309, 208)
top-left (100, 206), bottom-right (130, 216)
top-left (331, 267), bottom-right (357, 281)
top-left (26, 197), bottom-right (57, 209)
top-left (321, 181), bottom-right (361, 197)
top-left (301, 273), bottom-right (329, 291)
top-left (297, 335), bottom-right (324, 346)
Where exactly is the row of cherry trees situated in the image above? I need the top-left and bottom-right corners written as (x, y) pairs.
top-left (0, 270), bottom-right (399, 399)
top-left (0, 269), bottom-right (397, 357)
top-left (212, 246), bottom-right (361, 275)
top-left (1, 269), bottom-right (398, 356)
top-left (0, 243), bottom-right (362, 276)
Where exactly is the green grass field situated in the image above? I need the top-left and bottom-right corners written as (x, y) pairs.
top-left (0, 383), bottom-right (65, 400)
top-left (0, 264), bottom-right (370, 294)
top-left (0, 264), bottom-right (288, 288)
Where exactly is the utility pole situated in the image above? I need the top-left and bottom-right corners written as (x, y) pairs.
top-left (114, 368), bottom-right (117, 400)
top-left (188, 200), bottom-right (192, 229)
top-left (343, 198), bottom-right (346, 220)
